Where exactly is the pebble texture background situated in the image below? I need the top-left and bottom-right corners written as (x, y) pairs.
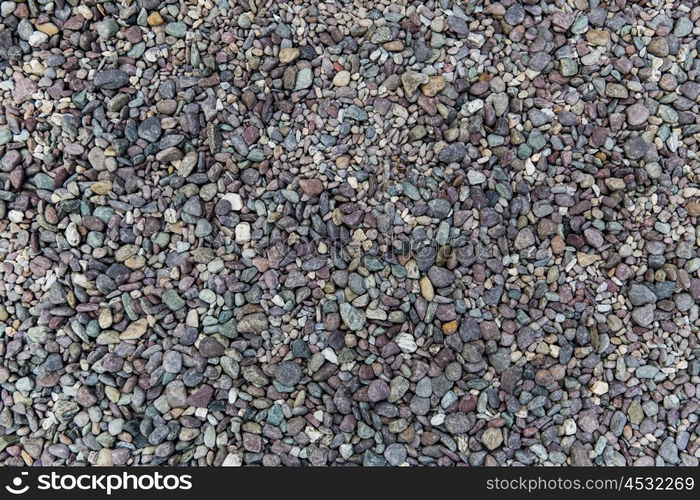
top-left (1, 0), bottom-right (700, 467)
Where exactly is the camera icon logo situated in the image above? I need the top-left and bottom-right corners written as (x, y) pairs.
top-left (5, 472), bottom-right (29, 495)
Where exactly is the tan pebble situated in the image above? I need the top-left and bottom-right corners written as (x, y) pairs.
top-left (36, 23), bottom-right (59, 36)
top-left (604, 178), bottom-right (625, 191)
top-left (279, 47), bottom-right (300, 64)
top-left (590, 380), bottom-right (609, 395)
top-left (402, 71), bottom-right (429, 96)
top-left (586, 29), bottom-right (610, 46)
top-left (551, 235), bottom-right (565, 254)
top-left (442, 320), bottom-right (458, 335)
top-left (421, 75), bottom-right (446, 97)
top-left (383, 40), bottom-right (404, 52)
top-left (98, 308), bottom-right (113, 329)
top-left (419, 276), bottom-right (434, 301)
top-left (332, 70), bottom-right (351, 87)
top-left (76, 5), bottom-right (93, 19)
top-left (577, 252), bottom-right (601, 266)
top-left (686, 201), bottom-right (700, 216)
top-left (90, 180), bottom-right (112, 195)
top-left (147, 12), bottom-right (164, 26)
top-left (125, 255), bottom-right (146, 269)
top-left (120, 318), bottom-right (148, 340)
top-left (481, 428), bottom-right (503, 450)
top-left (96, 448), bottom-right (113, 466)
top-left (105, 386), bottom-right (120, 403)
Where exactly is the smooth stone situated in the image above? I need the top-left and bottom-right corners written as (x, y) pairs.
top-left (340, 303), bottom-right (366, 331)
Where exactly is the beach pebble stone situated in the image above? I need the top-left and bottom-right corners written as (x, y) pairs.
top-left (2, 0), bottom-right (698, 470)
top-left (624, 136), bottom-right (650, 160)
top-left (94, 69), bottom-right (129, 89)
top-left (504, 5), bottom-right (525, 25)
top-left (631, 305), bottom-right (655, 328)
top-left (383, 444), bottom-right (407, 466)
top-left (444, 413), bottom-right (471, 434)
top-left (368, 379), bottom-right (391, 402)
top-left (626, 103), bottom-right (650, 126)
top-left (340, 303), bottom-right (366, 331)
top-left (333, 71), bottom-right (351, 87)
top-left (138, 117), bottom-right (162, 142)
top-left (481, 428), bottom-right (503, 450)
top-left (628, 284), bottom-right (657, 306)
top-left (275, 361), bottom-right (302, 387)
top-left (438, 143), bottom-right (466, 163)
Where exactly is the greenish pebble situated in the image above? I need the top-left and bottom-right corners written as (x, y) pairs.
top-left (26, 326), bottom-right (47, 343)
top-left (73, 89), bottom-right (88, 107)
top-left (517, 143), bottom-right (533, 160)
top-left (0, 129), bottom-right (11, 146)
top-left (136, 8), bottom-right (148, 26)
top-left (344, 104), bottom-right (368, 121)
top-left (436, 221), bottom-right (450, 245)
top-left (107, 93), bottom-right (130, 112)
top-left (221, 357), bottom-right (239, 378)
top-left (266, 404), bottom-right (285, 426)
top-left (673, 17), bottom-right (693, 37)
top-left (162, 289), bottom-right (186, 311)
top-left (391, 264), bottom-right (407, 278)
top-left (516, 309), bottom-right (532, 325)
top-left (272, 380), bottom-right (295, 393)
top-left (337, 347), bottom-right (355, 364)
top-left (294, 67), bottom-right (314, 90)
top-left (194, 219), bottom-right (213, 237)
top-left (496, 183), bottom-right (512, 200)
top-left (86, 320), bottom-right (100, 338)
top-left (93, 206), bottom-right (115, 223)
top-left (527, 130), bottom-right (546, 151)
top-left (247, 148), bottom-right (265, 162)
top-left (127, 42), bottom-right (146, 59)
top-left (33, 173), bottom-right (54, 190)
top-left (238, 13), bottom-right (251, 29)
top-left (658, 105), bottom-right (678, 124)
top-left (71, 322), bottom-right (90, 343)
top-left (199, 289), bottom-right (217, 304)
top-left (122, 294), bottom-right (138, 321)
top-left (165, 22), bottom-right (187, 38)
top-left (0, 434), bottom-right (19, 453)
top-left (86, 231), bottom-right (105, 247)
top-left (363, 256), bottom-right (384, 271)
top-left (486, 134), bottom-right (505, 147)
top-left (502, 412), bottom-right (515, 427)
top-left (357, 421), bottom-right (375, 439)
top-left (402, 182), bottom-right (420, 200)
top-left (219, 319), bottom-right (238, 339)
top-left (152, 232), bottom-right (170, 247)
top-left (655, 221), bottom-right (671, 234)
top-left (386, 185), bottom-right (400, 196)
top-left (465, 378), bottom-right (489, 390)
top-left (281, 190), bottom-right (300, 203)
top-left (571, 16), bottom-right (588, 34)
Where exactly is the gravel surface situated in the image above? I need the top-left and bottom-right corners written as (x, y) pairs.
top-left (1, 0), bottom-right (699, 467)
